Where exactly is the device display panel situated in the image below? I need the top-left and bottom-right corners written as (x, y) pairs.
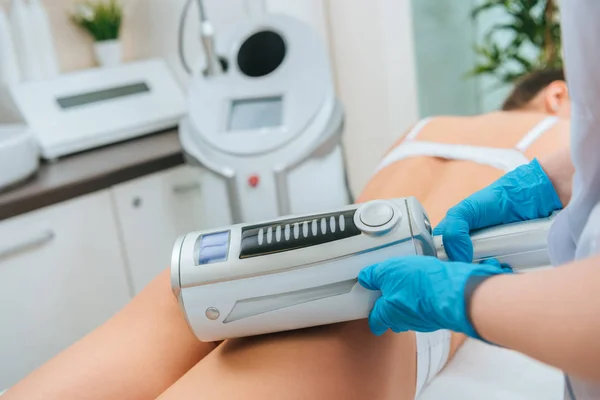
top-left (56, 82), bottom-right (151, 110)
top-left (227, 96), bottom-right (283, 131)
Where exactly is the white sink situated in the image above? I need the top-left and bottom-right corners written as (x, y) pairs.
top-left (0, 124), bottom-right (39, 191)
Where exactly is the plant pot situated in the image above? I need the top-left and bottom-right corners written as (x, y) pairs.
top-left (93, 39), bottom-right (121, 67)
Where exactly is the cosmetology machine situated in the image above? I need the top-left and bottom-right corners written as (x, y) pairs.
top-left (171, 197), bottom-right (556, 342)
top-left (3, 0), bottom-right (186, 160)
top-left (178, 0), bottom-right (351, 227)
top-left (10, 59), bottom-right (186, 160)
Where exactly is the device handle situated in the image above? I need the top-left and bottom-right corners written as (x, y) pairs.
top-left (434, 213), bottom-right (557, 271)
top-left (172, 182), bottom-right (202, 195)
top-left (0, 230), bottom-right (55, 261)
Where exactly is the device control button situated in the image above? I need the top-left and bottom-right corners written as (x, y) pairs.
top-left (248, 175), bottom-right (260, 188)
top-left (206, 307), bottom-right (220, 320)
top-left (359, 202), bottom-right (394, 227)
top-left (201, 232), bottom-right (229, 247)
top-left (198, 232), bottom-right (230, 265)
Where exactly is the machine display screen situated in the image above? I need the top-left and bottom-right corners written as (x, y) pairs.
top-left (56, 82), bottom-right (151, 110)
top-left (227, 96), bottom-right (283, 131)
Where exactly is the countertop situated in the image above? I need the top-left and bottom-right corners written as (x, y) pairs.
top-left (0, 129), bottom-right (184, 222)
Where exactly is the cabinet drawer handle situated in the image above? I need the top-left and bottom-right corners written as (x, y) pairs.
top-left (172, 182), bottom-right (201, 195)
top-left (0, 230), bottom-right (55, 261)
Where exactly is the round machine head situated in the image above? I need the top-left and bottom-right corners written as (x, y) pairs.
top-left (187, 13), bottom-right (335, 156)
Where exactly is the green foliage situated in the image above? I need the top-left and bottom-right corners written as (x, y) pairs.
top-left (468, 0), bottom-right (562, 84)
top-left (71, 0), bottom-right (123, 42)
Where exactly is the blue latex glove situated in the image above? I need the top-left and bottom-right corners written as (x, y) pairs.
top-left (434, 159), bottom-right (562, 263)
top-left (358, 256), bottom-right (509, 338)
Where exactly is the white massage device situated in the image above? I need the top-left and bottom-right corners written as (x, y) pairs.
top-left (171, 197), bottom-right (555, 342)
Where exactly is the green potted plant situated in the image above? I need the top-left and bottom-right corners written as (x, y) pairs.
top-left (71, 0), bottom-right (123, 67)
top-left (468, 0), bottom-right (562, 84)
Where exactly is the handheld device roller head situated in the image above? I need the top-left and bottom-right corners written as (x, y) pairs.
top-left (170, 197), bottom-right (556, 342)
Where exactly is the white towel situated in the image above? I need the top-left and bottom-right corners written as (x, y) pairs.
top-left (418, 339), bottom-right (564, 400)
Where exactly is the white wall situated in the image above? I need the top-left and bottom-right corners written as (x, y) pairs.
top-left (411, 0), bottom-right (481, 117)
top-left (265, 0), bottom-right (329, 43)
top-left (326, 0), bottom-right (419, 195)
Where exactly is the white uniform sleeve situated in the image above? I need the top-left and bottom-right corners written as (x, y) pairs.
top-left (548, 0), bottom-right (600, 265)
top-left (561, 1), bottom-right (600, 120)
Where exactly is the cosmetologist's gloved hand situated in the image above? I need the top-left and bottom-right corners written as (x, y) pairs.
top-left (434, 159), bottom-right (562, 263)
top-left (358, 256), bottom-right (510, 338)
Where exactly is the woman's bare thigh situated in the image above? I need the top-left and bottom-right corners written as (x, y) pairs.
top-left (159, 321), bottom-right (417, 400)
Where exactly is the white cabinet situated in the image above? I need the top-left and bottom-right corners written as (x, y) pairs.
top-left (0, 165), bottom-right (206, 389)
top-left (111, 165), bottom-right (205, 294)
top-left (0, 191), bottom-right (131, 390)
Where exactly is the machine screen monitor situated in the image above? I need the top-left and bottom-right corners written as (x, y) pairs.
top-left (228, 96), bottom-right (283, 131)
top-left (56, 82), bottom-right (151, 110)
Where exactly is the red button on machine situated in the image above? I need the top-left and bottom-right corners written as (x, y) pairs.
top-left (248, 175), bottom-right (260, 188)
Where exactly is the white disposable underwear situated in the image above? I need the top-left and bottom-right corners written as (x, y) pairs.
top-left (415, 330), bottom-right (452, 398)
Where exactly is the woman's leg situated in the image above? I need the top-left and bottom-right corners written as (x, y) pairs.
top-left (5, 275), bottom-right (464, 400)
top-left (6, 269), bottom-right (460, 400)
top-left (4, 270), bottom-right (217, 400)
top-left (159, 321), bottom-right (419, 400)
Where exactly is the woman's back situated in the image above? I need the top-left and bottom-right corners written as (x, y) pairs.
top-left (358, 111), bottom-right (570, 225)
